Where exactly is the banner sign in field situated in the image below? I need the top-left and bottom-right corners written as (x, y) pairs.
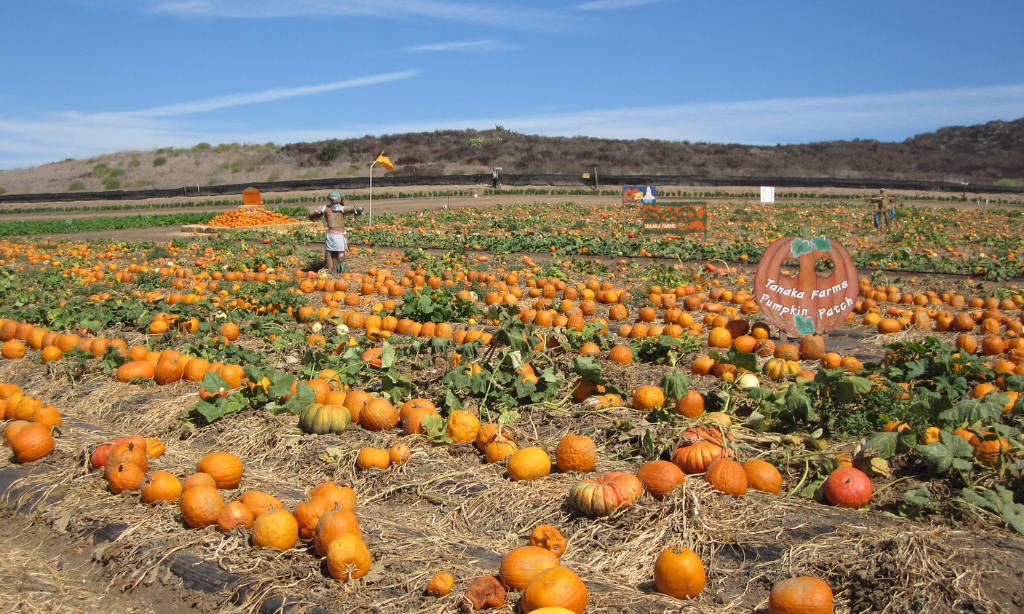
top-left (623, 186), bottom-right (657, 205)
top-left (753, 236), bottom-right (859, 336)
top-left (242, 187), bottom-right (263, 206)
top-left (642, 202), bottom-right (708, 236)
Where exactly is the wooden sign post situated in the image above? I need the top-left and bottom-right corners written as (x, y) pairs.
top-left (753, 236), bottom-right (859, 336)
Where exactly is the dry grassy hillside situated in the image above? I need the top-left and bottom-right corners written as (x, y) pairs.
top-left (1, 118), bottom-right (1022, 195)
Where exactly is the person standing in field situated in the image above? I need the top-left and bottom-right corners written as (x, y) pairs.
top-left (309, 191), bottom-right (362, 274)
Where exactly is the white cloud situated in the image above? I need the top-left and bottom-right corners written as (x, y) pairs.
top-left (126, 71), bottom-right (420, 117)
top-left (576, 0), bottom-right (669, 10)
top-left (400, 40), bottom-right (510, 53)
top-left (2, 83), bottom-right (1023, 170)
top-left (146, 0), bottom-right (561, 29)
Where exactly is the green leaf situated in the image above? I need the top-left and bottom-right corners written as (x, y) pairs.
top-left (909, 389), bottom-right (952, 422)
top-left (903, 487), bottom-right (932, 507)
top-left (571, 356), bottom-right (606, 385)
top-left (939, 396), bottom-right (1003, 427)
top-left (282, 381), bottom-right (316, 415)
top-left (784, 386), bottom-right (815, 422)
top-left (745, 387), bottom-right (776, 401)
top-left (1002, 502), bottom-right (1024, 535)
top-left (659, 370), bottom-right (691, 404)
top-left (641, 428), bottom-right (656, 459)
top-left (380, 341), bottom-right (396, 369)
top-left (799, 477), bottom-right (825, 500)
top-left (959, 486), bottom-right (1010, 515)
top-left (1002, 373), bottom-right (1024, 393)
top-left (444, 388), bottom-right (462, 411)
top-left (939, 429), bottom-right (976, 458)
top-left (199, 372), bottom-right (231, 394)
top-left (193, 398), bottom-right (226, 423)
top-left (720, 349), bottom-right (757, 373)
top-left (381, 373), bottom-right (412, 403)
top-left (811, 236), bottom-right (831, 252)
top-left (267, 371), bottom-right (296, 399)
top-left (915, 441), bottom-right (953, 473)
top-left (421, 414), bottom-right (449, 441)
top-left (866, 430), bottom-right (899, 459)
top-left (835, 376), bottom-right (873, 404)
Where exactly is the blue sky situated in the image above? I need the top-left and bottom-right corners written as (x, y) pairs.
top-left (2, 0), bottom-right (1023, 169)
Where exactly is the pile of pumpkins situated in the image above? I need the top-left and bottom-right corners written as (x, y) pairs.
top-left (89, 436), bottom-right (375, 582)
top-left (1, 383), bottom-right (60, 463)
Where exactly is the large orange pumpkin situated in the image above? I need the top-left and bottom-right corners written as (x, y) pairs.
top-left (180, 485), bottom-right (224, 528)
top-left (767, 576), bottom-right (834, 613)
top-left (568, 472), bottom-right (643, 517)
top-left (196, 452), bottom-right (243, 489)
top-left (636, 460), bottom-right (685, 500)
top-left (251, 509), bottom-right (299, 550)
top-left (653, 546), bottom-right (706, 600)
top-left (520, 566), bottom-right (588, 613)
top-left (743, 459), bottom-right (783, 494)
top-left (704, 458), bottom-right (747, 497)
top-left (499, 545), bottom-right (560, 590)
top-left (672, 440), bottom-right (724, 474)
top-left (554, 433), bottom-right (596, 473)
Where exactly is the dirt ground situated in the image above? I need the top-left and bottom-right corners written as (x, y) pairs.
top-left (0, 514), bottom-right (206, 614)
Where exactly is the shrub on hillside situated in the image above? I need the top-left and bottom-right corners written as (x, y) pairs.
top-left (153, 157), bottom-right (167, 167)
top-left (318, 140), bottom-right (346, 163)
top-left (68, 181), bottom-right (85, 191)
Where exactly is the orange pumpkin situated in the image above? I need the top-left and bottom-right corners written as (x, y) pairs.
top-left (767, 576), bottom-right (833, 614)
top-left (704, 458), bottom-right (747, 497)
top-left (555, 433), bottom-right (596, 473)
top-left (499, 545), bottom-right (560, 590)
top-left (520, 566), bottom-right (588, 614)
top-left (217, 501), bottom-right (255, 532)
top-left (632, 385), bottom-right (665, 410)
top-left (743, 459), bottom-right (783, 494)
top-left (251, 509), bottom-right (299, 550)
top-left (180, 485), bottom-right (224, 528)
top-left (636, 460), bottom-right (685, 500)
top-left (653, 546), bottom-right (706, 600)
top-left (196, 452), bottom-right (244, 489)
top-left (529, 524), bottom-right (567, 558)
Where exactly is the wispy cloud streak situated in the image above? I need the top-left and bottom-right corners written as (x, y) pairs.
top-left (148, 0), bottom-right (562, 29)
top-left (400, 40), bottom-right (510, 52)
top-left (576, 0), bottom-right (669, 10)
top-left (126, 71), bottom-right (419, 117)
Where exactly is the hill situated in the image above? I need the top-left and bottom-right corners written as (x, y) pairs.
top-left (1, 119), bottom-right (1022, 196)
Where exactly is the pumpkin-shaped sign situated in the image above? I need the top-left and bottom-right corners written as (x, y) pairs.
top-left (754, 236), bottom-right (859, 336)
top-left (242, 187), bottom-right (263, 206)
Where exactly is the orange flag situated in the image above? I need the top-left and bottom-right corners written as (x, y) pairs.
top-left (375, 152), bottom-right (394, 170)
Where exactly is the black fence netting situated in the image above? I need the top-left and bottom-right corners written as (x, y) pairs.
top-left (2, 173), bottom-right (1022, 204)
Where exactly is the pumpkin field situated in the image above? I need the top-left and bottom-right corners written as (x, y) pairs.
top-left (1, 192), bottom-right (1023, 614)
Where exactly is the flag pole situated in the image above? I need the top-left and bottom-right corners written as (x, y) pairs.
top-left (369, 160), bottom-right (377, 226)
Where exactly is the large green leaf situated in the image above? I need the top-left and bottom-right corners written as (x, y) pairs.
top-left (571, 356), bottom-right (606, 385)
top-left (659, 371), bottom-right (691, 404)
